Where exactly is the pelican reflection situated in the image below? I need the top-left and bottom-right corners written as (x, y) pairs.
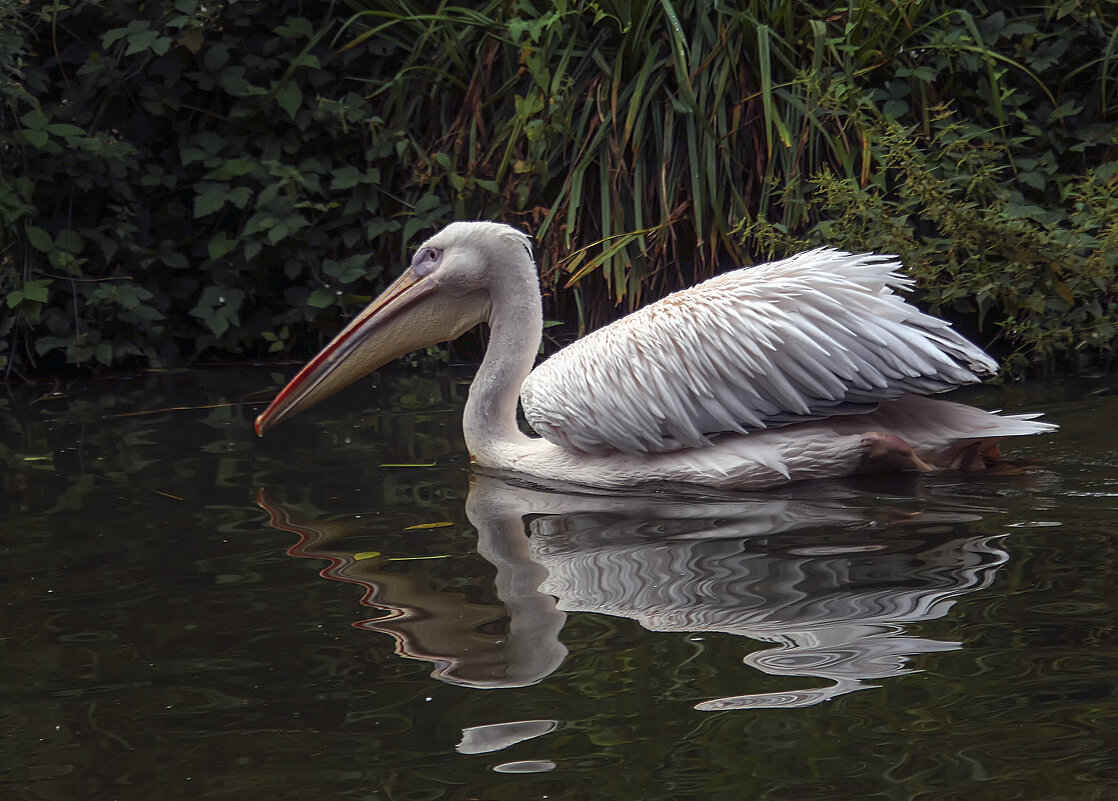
top-left (258, 475), bottom-right (1008, 709)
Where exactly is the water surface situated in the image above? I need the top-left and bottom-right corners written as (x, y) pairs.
top-left (3, 369), bottom-right (1117, 800)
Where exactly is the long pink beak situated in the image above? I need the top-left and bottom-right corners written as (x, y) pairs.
top-left (255, 269), bottom-right (485, 435)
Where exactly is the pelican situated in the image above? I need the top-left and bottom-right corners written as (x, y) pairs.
top-left (255, 221), bottom-right (1055, 490)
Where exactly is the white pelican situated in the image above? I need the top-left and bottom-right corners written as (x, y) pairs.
top-left (255, 221), bottom-right (1055, 490)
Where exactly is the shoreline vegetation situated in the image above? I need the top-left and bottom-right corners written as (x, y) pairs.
top-left (2, 0), bottom-right (1115, 379)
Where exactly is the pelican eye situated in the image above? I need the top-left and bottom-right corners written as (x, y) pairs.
top-left (411, 247), bottom-right (443, 277)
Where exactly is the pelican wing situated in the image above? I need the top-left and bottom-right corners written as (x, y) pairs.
top-left (520, 248), bottom-right (998, 455)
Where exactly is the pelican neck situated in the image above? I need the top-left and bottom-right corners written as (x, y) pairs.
top-left (462, 253), bottom-right (543, 459)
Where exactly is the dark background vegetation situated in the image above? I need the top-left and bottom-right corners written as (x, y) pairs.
top-left (2, 0), bottom-right (1116, 379)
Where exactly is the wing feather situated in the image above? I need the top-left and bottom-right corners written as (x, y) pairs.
top-left (520, 248), bottom-right (999, 455)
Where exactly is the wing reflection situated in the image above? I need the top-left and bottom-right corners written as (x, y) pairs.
top-left (259, 475), bottom-right (1008, 709)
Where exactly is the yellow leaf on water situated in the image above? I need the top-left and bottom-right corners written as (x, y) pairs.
top-left (354, 551), bottom-right (381, 560)
top-left (403, 522), bottom-right (454, 530)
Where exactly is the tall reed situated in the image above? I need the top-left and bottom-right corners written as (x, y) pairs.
top-left (336, 0), bottom-right (1109, 329)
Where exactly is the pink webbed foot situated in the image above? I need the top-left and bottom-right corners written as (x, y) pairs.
top-left (859, 432), bottom-right (936, 475)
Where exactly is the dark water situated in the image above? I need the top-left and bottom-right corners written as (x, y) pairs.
top-left (3, 368), bottom-right (1118, 800)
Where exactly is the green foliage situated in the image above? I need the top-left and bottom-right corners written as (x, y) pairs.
top-left (1, 0), bottom-right (409, 373)
top-left (740, 114), bottom-right (1118, 375)
top-left (332, 0), bottom-right (1117, 324)
top-left (1, 0), bottom-right (1116, 374)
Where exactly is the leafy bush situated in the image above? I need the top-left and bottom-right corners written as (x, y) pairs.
top-left (740, 113), bottom-right (1118, 375)
top-left (1, 0), bottom-right (1116, 376)
top-left (2, 0), bottom-right (443, 373)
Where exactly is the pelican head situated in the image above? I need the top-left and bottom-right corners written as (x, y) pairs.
top-left (255, 222), bottom-right (533, 435)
